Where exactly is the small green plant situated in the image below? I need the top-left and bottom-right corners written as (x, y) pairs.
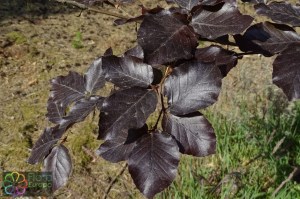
top-left (6, 31), bottom-right (27, 44)
top-left (72, 31), bottom-right (84, 49)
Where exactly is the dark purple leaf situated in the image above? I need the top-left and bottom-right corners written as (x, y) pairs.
top-left (164, 60), bottom-right (222, 115)
top-left (163, 112), bottom-right (216, 157)
top-left (195, 45), bottom-right (238, 77)
top-left (241, 0), bottom-right (263, 3)
top-left (137, 10), bottom-right (198, 65)
top-left (128, 132), bottom-right (180, 198)
top-left (102, 55), bottom-right (153, 88)
top-left (273, 43), bottom-right (300, 101)
top-left (50, 71), bottom-right (86, 109)
top-left (166, 0), bottom-right (224, 7)
top-left (27, 126), bottom-right (65, 164)
top-left (234, 22), bottom-right (300, 55)
top-left (124, 45), bottom-right (144, 60)
top-left (255, 2), bottom-right (300, 27)
top-left (43, 144), bottom-right (72, 192)
top-left (85, 58), bottom-right (105, 94)
top-left (46, 97), bottom-right (65, 124)
top-left (60, 96), bottom-right (103, 128)
top-left (104, 47), bottom-right (113, 56)
top-left (96, 125), bottom-right (148, 163)
top-left (98, 88), bottom-right (157, 140)
top-left (190, 3), bottom-right (253, 39)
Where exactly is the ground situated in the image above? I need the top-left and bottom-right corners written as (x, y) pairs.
top-left (1, 0), bottom-right (300, 199)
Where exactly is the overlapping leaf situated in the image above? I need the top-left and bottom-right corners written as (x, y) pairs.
top-left (124, 45), bottom-right (144, 60)
top-left (98, 88), bottom-right (157, 140)
top-left (46, 98), bottom-right (65, 124)
top-left (60, 96), bottom-right (103, 128)
top-left (128, 132), bottom-right (180, 198)
top-left (241, 0), bottom-right (264, 3)
top-left (102, 55), bottom-right (153, 88)
top-left (164, 60), bottom-right (222, 116)
top-left (163, 112), bottom-right (216, 157)
top-left (273, 43), bottom-right (300, 101)
top-left (190, 3), bottom-right (253, 39)
top-left (97, 125), bottom-right (148, 163)
top-left (85, 58), bottom-right (105, 93)
top-left (234, 22), bottom-right (300, 56)
top-left (43, 144), bottom-right (72, 192)
top-left (255, 2), bottom-right (300, 27)
top-left (27, 126), bottom-right (65, 164)
top-left (47, 58), bottom-right (105, 123)
top-left (49, 71), bottom-right (86, 109)
top-left (195, 45), bottom-right (238, 77)
top-left (137, 10), bottom-right (198, 65)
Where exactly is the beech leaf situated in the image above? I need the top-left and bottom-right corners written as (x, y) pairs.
top-left (234, 22), bottom-right (300, 56)
top-left (128, 132), bottom-right (180, 198)
top-left (163, 112), bottom-right (216, 157)
top-left (50, 71), bottom-right (86, 109)
top-left (27, 126), bottom-right (65, 164)
top-left (273, 43), bottom-right (300, 100)
top-left (85, 58), bottom-right (105, 94)
top-left (255, 2), bottom-right (300, 27)
top-left (195, 45), bottom-right (238, 77)
top-left (98, 88), bottom-right (157, 140)
top-left (43, 144), bottom-right (72, 192)
top-left (137, 10), bottom-right (198, 65)
top-left (164, 60), bottom-right (222, 115)
top-left (60, 96), bottom-right (103, 128)
top-left (102, 55), bottom-right (153, 88)
top-left (96, 125), bottom-right (148, 163)
top-left (190, 3), bottom-right (253, 39)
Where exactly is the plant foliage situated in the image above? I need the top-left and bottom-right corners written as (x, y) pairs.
top-left (28, 0), bottom-right (300, 198)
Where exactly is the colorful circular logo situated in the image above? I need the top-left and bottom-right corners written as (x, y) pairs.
top-left (3, 172), bottom-right (28, 196)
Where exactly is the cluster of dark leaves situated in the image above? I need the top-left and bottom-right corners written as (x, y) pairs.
top-left (27, 0), bottom-right (300, 198)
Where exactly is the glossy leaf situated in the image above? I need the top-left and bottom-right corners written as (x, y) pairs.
top-left (128, 132), bottom-right (180, 198)
top-left (96, 125), bottom-right (148, 163)
top-left (47, 60), bottom-right (105, 124)
top-left (195, 45), bottom-right (238, 77)
top-left (137, 10), bottom-right (198, 65)
top-left (234, 22), bottom-right (300, 56)
top-left (46, 97), bottom-right (65, 124)
top-left (102, 55), bottom-right (153, 88)
top-left (255, 2), bottom-right (300, 27)
top-left (85, 58), bottom-right (105, 94)
top-left (27, 126), bottom-right (65, 164)
top-left (241, 0), bottom-right (264, 3)
top-left (98, 88), bottom-right (157, 140)
top-left (50, 71), bottom-right (86, 109)
top-left (190, 3), bottom-right (253, 39)
top-left (164, 60), bottom-right (222, 115)
top-left (124, 45), bottom-right (144, 60)
top-left (163, 112), bottom-right (216, 157)
top-left (60, 96), bottom-right (103, 128)
top-left (43, 144), bottom-right (72, 192)
top-left (273, 43), bottom-right (300, 100)
top-left (166, 0), bottom-right (224, 8)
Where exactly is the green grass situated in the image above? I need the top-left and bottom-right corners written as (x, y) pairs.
top-left (72, 31), bottom-right (84, 49)
top-left (158, 100), bottom-right (300, 199)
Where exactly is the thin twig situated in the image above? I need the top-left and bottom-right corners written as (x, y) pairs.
top-left (272, 167), bottom-right (298, 197)
top-left (103, 163), bottom-right (128, 199)
top-left (54, 0), bottom-right (130, 19)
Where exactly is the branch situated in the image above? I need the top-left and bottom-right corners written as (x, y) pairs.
top-left (54, 0), bottom-right (130, 19)
top-left (272, 166), bottom-right (299, 197)
top-left (103, 163), bottom-right (128, 199)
